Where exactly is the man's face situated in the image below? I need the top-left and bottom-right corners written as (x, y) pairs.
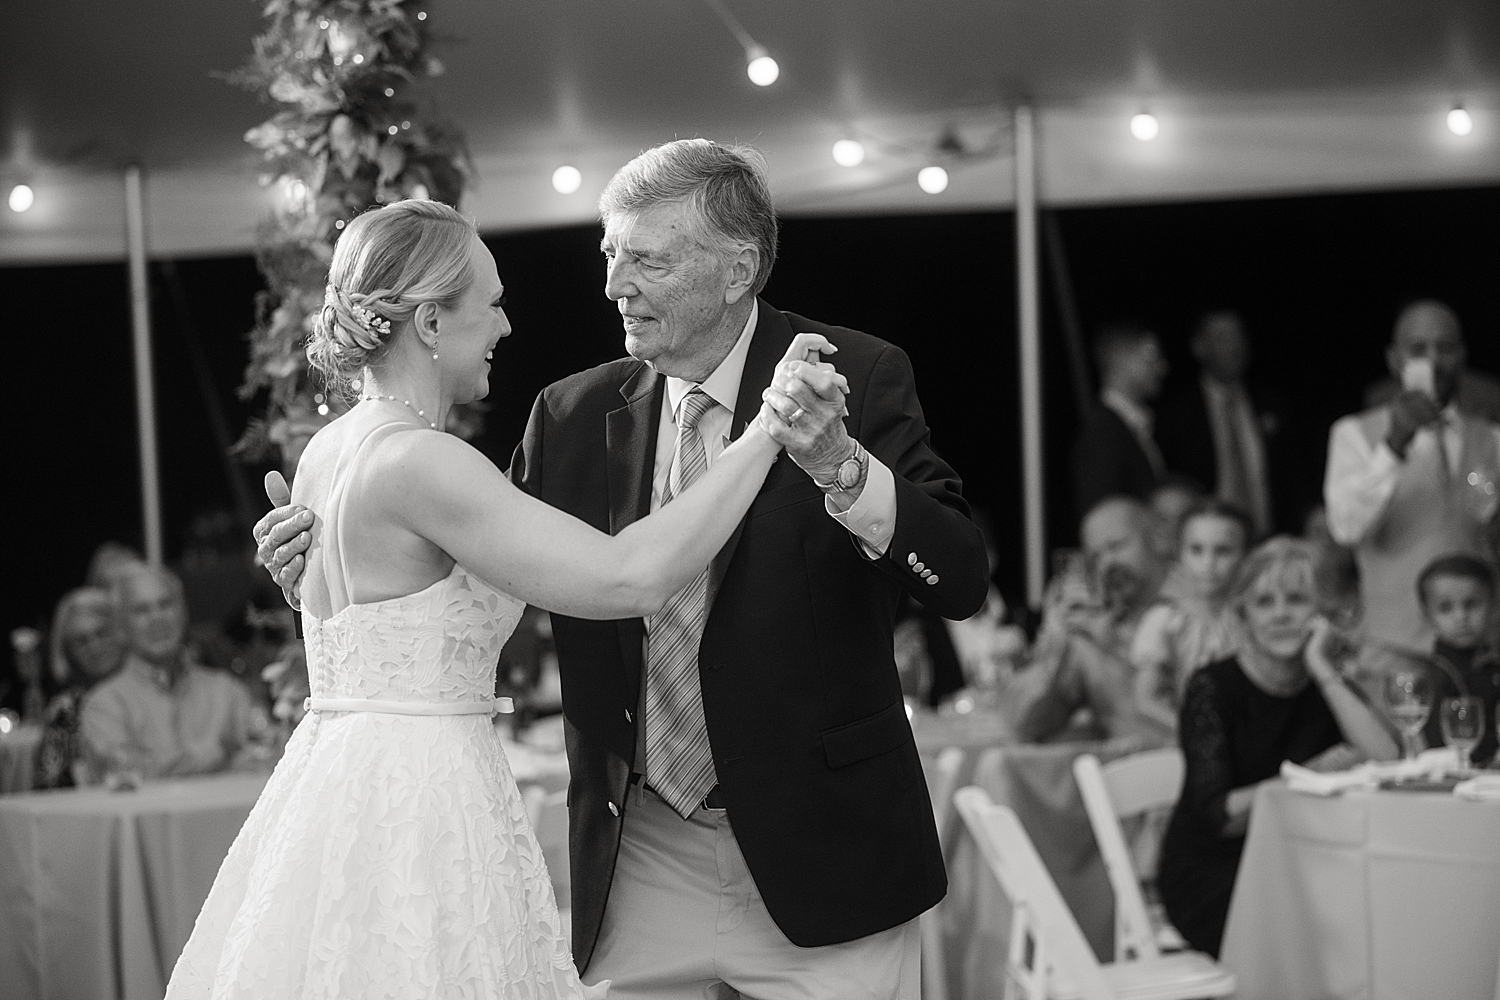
top-left (1423, 574), bottom-right (1493, 650)
top-left (1388, 305), bottom-right (1465, 405)
top-left (1082, 506), bottom-right (1162, 609)
top-left (1195, 315), bottom-right (1250, 384)
top-left (1115, 336), bottom-right (1168, 402)
top-left (600, 200), bottom-right (745, 378)
top-left (119, 574), bottom-right (186, 665)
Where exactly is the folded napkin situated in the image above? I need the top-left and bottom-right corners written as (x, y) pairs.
top-left (1280, 749), bottom-right (1456, 796)
top-left (1454, 774), bottom-right (1500, 802)
top-left (1281, 760), bottom-right (1378, 796)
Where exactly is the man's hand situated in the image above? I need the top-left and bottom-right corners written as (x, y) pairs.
top-left (1385, 389), bottom-right (1443, 457)
top-left (759, 349), bottom-right (853, 485)
top-left (253, 471), bottom-right (313, 610)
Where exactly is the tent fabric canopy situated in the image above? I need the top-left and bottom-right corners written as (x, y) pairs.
top-left (2, 0), bottom-right (1498, 263)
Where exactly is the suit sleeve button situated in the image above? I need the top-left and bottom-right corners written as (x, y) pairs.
top-left (927, 574), bottom-right (940, 585)
top-left (907, 552), bottom-right (918, 566)
top-left (914, 562), bottom-right (925, 572)
top-left (608, 801), bottom-right (619, 817)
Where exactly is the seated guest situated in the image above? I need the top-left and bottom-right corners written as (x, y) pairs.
top-left (1149, 476), bottom-right (1207, 552)
top-left (1324, 299), bottom-right (1500, 652)
top-left (1132, 501), bottom-right (1252, 731)
top-left (1006, 497), bottom-right (1172, 743)
top-left (1416, 554), bottom-right (1500, 764)
top-left (1072, 324), bottom-right (1169, 520)
top-left (1158, 538), bottom-right (1399, 957)
top-left (34, 587), bottom-right (127, 788)
top-left (81, 563), bottom-right (254, 782)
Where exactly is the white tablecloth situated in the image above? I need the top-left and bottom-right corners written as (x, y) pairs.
top-left (1222, 780), bottom-right (1500, 1000)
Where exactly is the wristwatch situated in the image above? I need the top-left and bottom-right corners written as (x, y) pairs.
top-left (813, 439), bottom-right (868, 492)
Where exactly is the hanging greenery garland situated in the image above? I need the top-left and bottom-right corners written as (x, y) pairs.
top-left (231, 0), bottom-right (479, 469)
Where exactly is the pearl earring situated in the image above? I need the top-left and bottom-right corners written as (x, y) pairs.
top-left (431, 335), bottom-right (439, 362)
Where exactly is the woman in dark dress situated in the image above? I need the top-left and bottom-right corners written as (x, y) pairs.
top-left (1157, 537), bottom-right (1399, 956)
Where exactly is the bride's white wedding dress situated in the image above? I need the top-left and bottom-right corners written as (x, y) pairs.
top-left (167, 422), bottom-right (602, 999)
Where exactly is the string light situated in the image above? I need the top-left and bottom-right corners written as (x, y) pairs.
top-left (917, 166), bottom-right (948, 194)
top-left (552, 165), bottom-right (582, 194)
top-left (384, 87), bottom-right (395, 97)
top-left (1130, 112), bottom-right (1160, 141)
top-left (832, 139), bottom-right (865, 167)
top-left (387, 125), bottom-right (399, 135)
top-left (746, 44), bottom-right (779, 86)
top-left (1448, 105), bottom-right (1473, 136)
top-left (8, 184), bottom-right (34, 213)
top-left (416, 10), bottom-right (427, 19)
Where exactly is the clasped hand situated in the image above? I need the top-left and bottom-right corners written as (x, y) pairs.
top-left (754, 333), bottom-right (855, 484)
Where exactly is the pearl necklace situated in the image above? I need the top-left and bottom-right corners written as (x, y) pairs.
top-left (360, 394), bottom-right (440, 431)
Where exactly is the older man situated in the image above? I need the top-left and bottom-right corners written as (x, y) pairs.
top-left (80, 563), bottom-right (253, 782)
top-left (256, 139), bottom-right (988, 997)
top-left (1325, 300), bottom-right (1500, 652)
top-left (1007, 496), bottom-right (1173, 744)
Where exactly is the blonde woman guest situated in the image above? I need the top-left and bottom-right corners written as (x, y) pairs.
top-left (1157, 537), bottom-right (1399, 956)
top-left (167, 199), bottom-right (836, 998)
top-left (1131, 501), bottom-right (1253, 731)
top-left (35, 587), bottom-right (126, 788)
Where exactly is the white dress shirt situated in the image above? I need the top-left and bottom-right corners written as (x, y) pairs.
top-left (1325, 403), bottom-right (1497, 545)
top-left (650, 301), bottom-right (897, 556)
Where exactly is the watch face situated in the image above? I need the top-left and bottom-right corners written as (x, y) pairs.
top-left (837, 458), bottom-right (861, 489)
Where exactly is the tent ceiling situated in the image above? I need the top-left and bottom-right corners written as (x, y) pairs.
top-left (3, 0), bottom-right (1498, 262)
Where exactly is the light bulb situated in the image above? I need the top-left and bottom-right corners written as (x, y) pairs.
top-left (1448, 106), bottom-right (1473, 136)
top-left (8, 184), bottom-right (34, 213)
top-left (1130, 112), bottom-right (1159, 141)
top-left (552, 165), bottom-right (582, 194)
top-left (746, 46), bottom-right (779, 87)
top-left (832, 139), bottom-right (865, 167)
top-left (917, 166), bottom-right (948, 194)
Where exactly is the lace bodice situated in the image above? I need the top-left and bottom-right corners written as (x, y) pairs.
top-left (302, 564), bottom-right (524, 704)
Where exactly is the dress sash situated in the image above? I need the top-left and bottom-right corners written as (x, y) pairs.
top-left (304, 697), bottom-right (514, 716)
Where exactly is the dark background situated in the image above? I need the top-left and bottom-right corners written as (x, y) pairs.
top-left (8, 184), bottom-right (1499, 634)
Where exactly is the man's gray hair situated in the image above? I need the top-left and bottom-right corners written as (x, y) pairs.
top-left (110, 562), bottom-right (186, 609)
top-left (599, 139), bottom-right (778, 294)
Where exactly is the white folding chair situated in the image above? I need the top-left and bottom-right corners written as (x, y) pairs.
top-left (954, 786), bottom-right (1233, 1000)
top-left (921, 746), bottom-right (965, 1000)
top-left (524, 786), bottom-right (573, 943)
top-left (1073, 750), bottom-right (1187, 960)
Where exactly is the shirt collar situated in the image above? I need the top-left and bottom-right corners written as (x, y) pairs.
top-left (124, 652), bottom-right (189, 692)
top-left (665, 300), bottom-right (758, 421)
top-left (1102, 388), bottom-right (1153, 435)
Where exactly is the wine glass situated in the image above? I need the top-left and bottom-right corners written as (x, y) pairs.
top-left (1383, 667), bottom-right (1434, 761)
top-left (1440, 696), bottom-right (1485, 775)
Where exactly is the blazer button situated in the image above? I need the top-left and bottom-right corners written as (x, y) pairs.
top-left (927, 574), bottom-right (940, 585)
top-left (907, 552), bottom-right (918, 567)
top-left (914, 561), bottom-right (925, 573)
top-left (608, 801), bottom-right (619, 817)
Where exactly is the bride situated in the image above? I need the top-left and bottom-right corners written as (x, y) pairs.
top-left (165, 199), bottom-right (838, 998)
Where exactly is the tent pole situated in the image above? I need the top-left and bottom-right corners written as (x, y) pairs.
top-left (1014, 105), bottom-right (1045, 609)
top-left (125, 165), bottom-right (163, 566)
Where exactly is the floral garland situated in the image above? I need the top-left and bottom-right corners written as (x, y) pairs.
top-left (231, 0), bottom-right (481, 467)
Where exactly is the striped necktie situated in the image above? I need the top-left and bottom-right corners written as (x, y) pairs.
top-left (644, 387), bottom-right (719, 817)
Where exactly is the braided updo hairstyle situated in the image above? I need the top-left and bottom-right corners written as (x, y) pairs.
top-left (307, 199), bottom-right (478, 394)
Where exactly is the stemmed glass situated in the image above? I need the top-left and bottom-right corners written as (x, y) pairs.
top-left (1383, 667), bottom-right (1435, 761)
top-left (1440, 696), bottom-right (1486, 775)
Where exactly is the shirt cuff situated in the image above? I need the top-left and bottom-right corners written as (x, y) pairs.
top-left (826, 453), bottom-right (896, 558)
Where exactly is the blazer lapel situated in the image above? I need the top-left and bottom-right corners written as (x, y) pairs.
top-left (606, 362), bottom-right (663, 673)
top-left (606, 362), bottom-right (664, 536)
top-left (708, 300), bottom-right (797, 604)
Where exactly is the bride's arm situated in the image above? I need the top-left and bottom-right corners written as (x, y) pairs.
top-left (388, 420), bottom-right (778, 620)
